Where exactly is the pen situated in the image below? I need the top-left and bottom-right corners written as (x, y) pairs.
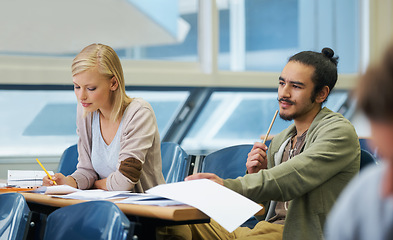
top-left (261, 110), bottom-right (279, 145)
top-left (36, 158), bottom-right (57, 185)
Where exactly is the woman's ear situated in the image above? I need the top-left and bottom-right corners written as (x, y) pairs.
top-left (316, 86), bottom-right (330, 103)
top-left (110, 76), bottom-right (119, 91)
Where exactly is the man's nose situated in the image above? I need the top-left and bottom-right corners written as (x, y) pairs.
top-left (279, 85), bottom-right (290, 98)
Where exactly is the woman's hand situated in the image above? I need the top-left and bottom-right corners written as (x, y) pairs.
top-left (93, 178), bottom-right (108, 190)
top-left (43, 173), bottom-right (77, 188)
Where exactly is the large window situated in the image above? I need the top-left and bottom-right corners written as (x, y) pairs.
top-left (0, 89), bottom-right (189, 157)
top-left (181, 90), bottom-right (348, 154)
top-left (218, 0), bottom-right (360, 73)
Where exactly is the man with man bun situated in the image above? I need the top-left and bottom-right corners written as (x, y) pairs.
top-left (182, 48), bottom-right (360, 240)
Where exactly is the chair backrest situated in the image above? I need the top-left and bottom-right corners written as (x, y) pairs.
top-left (0, 192), bottom-right (30, 240)
top-left (57, 144), bottom-right (78, 175)
top-left (360, 149), bottom-right (378, 170)
top-left (43, 201), bottom-right (132, 240)
top-left (201, 144), bottom-right (253, 179)
top-left (161, 142), bottom-right (189, 183)
top-left (58, 142), bottom-right (190, 183)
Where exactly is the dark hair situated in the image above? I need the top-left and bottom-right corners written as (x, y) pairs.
top-left (357, 43), bottom-right (393, 122)
top-left (288, 47), bottom-right (339, 102)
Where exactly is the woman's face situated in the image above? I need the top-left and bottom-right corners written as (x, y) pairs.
top-left (73, 67), bottom-right (116, 115)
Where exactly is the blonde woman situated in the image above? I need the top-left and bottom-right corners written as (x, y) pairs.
top-left (43, 43), bottom-right (165, 192)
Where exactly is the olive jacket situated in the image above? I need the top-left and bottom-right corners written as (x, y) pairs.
top-left (224, 107), bottom-right (360, 240)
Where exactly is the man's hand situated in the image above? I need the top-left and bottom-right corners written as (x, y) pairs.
top-left (185, 173), bottom-right (224, 186)
top-left (246, 142), bottom-right (268, 173)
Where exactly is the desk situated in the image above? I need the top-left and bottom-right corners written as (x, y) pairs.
top-left (10, 192), bottom-right (264, 240)
top-left (20, 192), bottom-right (210, 240)
top-left (21, 192), bottom-right (209, 222)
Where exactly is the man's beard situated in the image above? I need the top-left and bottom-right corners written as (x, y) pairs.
top-left (278, 97), bottom-right (296, 121)
top-left (280, 112), bottom-right (298, 121)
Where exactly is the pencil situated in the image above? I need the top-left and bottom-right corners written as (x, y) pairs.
top-left (261, 110), bottom-right (279, 144)
top-left (36, 158), bottom-right (57, 185)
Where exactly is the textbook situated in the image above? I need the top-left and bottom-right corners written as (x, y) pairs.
top-left (7, 170), bottom-right (54, 188)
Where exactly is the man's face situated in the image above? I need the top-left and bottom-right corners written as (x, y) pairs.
top-left (370, 121), bottom-right (393, 198)
top-left (278, 61), bottom-right (319, 121)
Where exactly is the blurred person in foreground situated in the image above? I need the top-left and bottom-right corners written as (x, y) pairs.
top-left (325, 42), bottom-right (393, 240)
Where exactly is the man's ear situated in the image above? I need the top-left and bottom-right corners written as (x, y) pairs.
top-left (110, 76), bottom-right (119, 91)
top-left (316, 86), bottom-right (330, 103)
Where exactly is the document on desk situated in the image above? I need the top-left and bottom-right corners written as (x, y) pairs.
top-left (7, 170), bottom-right (54, 187)
top-left (116, 193), bottom-right (184, 206)
top-left (146, 179), bottom-right (263, 233)
top-left (32, 185), bottom-right (81, 195)
top-left (48, 187), bottom-right (182, 205)
top-left (52, 189), bottom-right (131, 200)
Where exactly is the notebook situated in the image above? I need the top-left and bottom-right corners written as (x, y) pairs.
top-left (7, 170), bottom-right (54, 188)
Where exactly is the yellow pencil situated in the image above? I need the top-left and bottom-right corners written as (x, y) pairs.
top-left (36, 158), bottom-right (57, 185)
top-left (261, 110), bottom-right (279, 144)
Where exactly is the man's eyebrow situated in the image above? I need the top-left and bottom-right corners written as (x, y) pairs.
top-left (278, 76), bottom-right (305, 86)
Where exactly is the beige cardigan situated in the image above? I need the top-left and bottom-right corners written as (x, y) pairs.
top-left (71, 98), bottom-right (165, 192)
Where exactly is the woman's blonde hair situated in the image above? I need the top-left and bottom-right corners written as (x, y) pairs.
top-left (72, 43), bottom-right (132, 122)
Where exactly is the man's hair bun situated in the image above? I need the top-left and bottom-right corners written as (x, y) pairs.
top-left (321, 47), bottom-right (338, 66)
top-left (322, 48), bottom-right (334, 58)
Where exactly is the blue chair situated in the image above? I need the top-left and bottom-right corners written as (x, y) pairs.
top-left (58, 142), bottom-right (190, 183)
top-left (201, 144), bottom-right (253, 179)
top-left (43, 201), bottom-right (133, 240)
top-left (57, 144), bottom-right (78, 176)
top-left (360, 149), bottom-right (378, 170)
top-left (0, 193), bottom-right (30, 240)
top-left (161, 142), bottom-right (189, 183)
top-left (200, 144), bottom-right (258, 228)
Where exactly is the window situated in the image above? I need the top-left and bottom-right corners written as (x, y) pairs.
top-left (182, 90), bottom-right (347, 154)
top-left (0, 89), bottom-right (189, 157)
top-left (218, 0), bottom-right (360, 73)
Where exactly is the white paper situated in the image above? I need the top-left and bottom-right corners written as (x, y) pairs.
top-left (7, 170), bottom-right (54, 187)
top-left (115, 193), bottom-right (165, 201)
top-left (52, 189), bottom-right (130, 200)
top-left (115, 193), bottom-right (184, 206)
top-left (146, 179), bottom-right (263, 232)
top-left (127, 199), bottom-right (183, 206)
top-left (44, 185), bottom-right (81, 195)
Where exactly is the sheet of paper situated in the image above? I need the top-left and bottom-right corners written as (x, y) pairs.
top-left (7, 170), bottom-right (54, 187)
top-left (146, 179), bottom-right (263, 233)
top-left (45, 185), bottom-right (81, 195)
top-left (126, 199), bottom-right (184, 206)
top-left (115, 193), bottom-right (184, 206)
top-left (52, 189), bottom-right (130, 200)
top-left (115, 193), bottom-right (165, 201)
